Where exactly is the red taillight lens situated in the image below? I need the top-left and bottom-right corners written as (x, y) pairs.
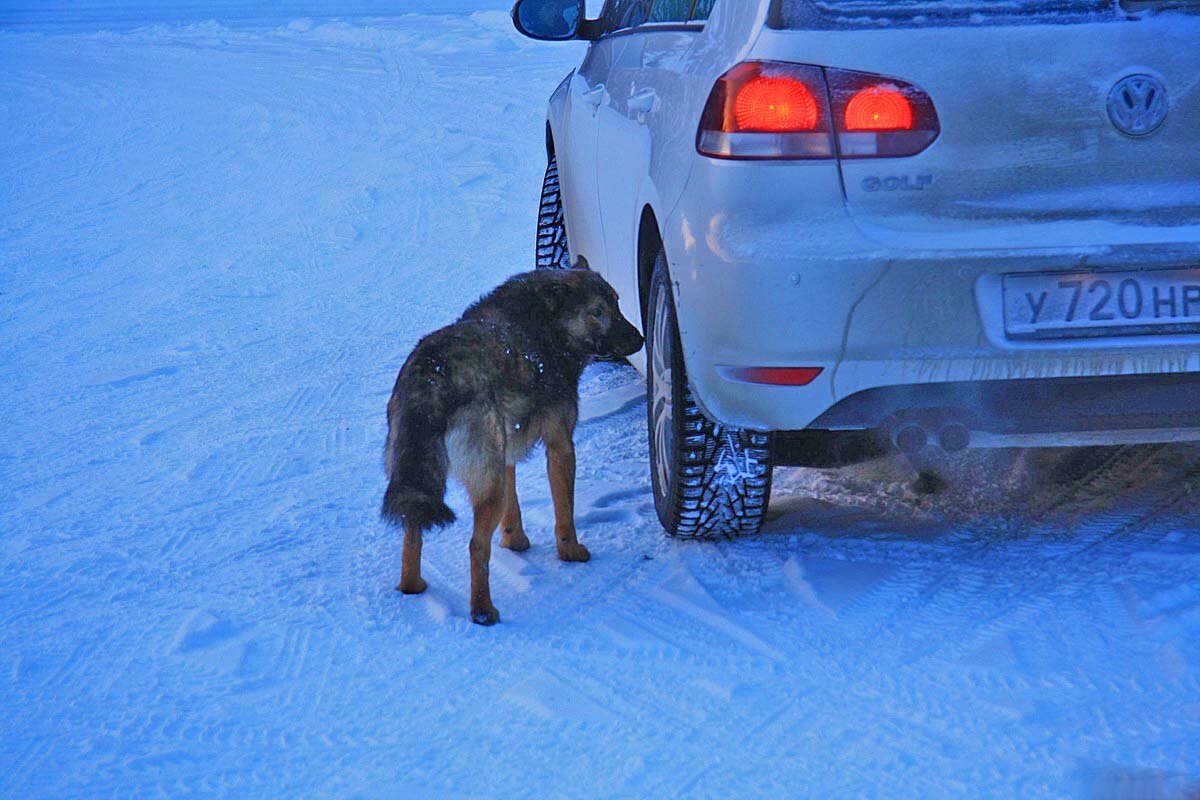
top-left (734, 75), bottom-right (819, 132)
top-left (843, 85), bottom-right (914, 131)
top-left (721, 366), bottom-right (824, 386)
top-left (827, 70), bottom-right (939, 158)
top-left (697, 62), bottom-right (938, 160)
top-left (696, 62), bottom-right (833, 160)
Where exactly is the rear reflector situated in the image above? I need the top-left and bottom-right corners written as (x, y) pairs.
top-left (721, 366), bottom-right (824, 386)
top-left (697, 62), bottom-right (938, 160)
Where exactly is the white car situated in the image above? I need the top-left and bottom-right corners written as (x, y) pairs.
top-left (512, 0), bottom-right (1200, 537)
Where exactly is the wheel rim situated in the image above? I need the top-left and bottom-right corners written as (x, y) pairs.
top-left (651, 283), bottom-right (675, 501)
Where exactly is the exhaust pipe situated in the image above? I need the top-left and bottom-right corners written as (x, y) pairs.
top-left (891, 422), bottom-right (928, 454)
top-left (886, 412), bottom-right (973, 455)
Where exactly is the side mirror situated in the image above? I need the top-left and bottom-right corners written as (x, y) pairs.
top-left (511, 0), bottom-right (591, 41)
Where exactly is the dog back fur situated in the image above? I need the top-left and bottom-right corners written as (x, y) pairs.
top-left (382, 269), bottom-right (643, 531)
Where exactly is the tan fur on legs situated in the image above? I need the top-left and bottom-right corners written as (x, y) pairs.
top-left (499, 464), bottom-right (530, 552)
top-left (545, 420), bottom-right (589, 563)
top-left (468, 480), bottom-right (506, 625)
top-left (397, 521), bottom-right (427, 594)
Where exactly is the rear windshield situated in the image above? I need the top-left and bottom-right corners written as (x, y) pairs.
top-left (772, 0), bottom-right (1184, 28)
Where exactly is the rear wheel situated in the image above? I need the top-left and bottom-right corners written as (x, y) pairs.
top-left (645, 248), bottom-right (773, 538)
top-left (535, 156), bottom-right (571, 270)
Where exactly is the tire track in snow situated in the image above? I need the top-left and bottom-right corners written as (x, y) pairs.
top-left (752, 441), bottom-right (1200, 757)
top-left (1, 737), bottom-right (53, 798)
top-left (1032, 443), bottom-right (1172, 517)
top-left (826, 452), bottom-right (1197, 674)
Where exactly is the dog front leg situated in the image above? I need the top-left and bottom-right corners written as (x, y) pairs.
top-left (499, 464), bottom-right (530, 552)
top-left (546, 440), bottom-right (589, 563)
top-left (468, 481), bottom-right (505, 625)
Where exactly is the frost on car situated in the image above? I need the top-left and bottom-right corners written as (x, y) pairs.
top-left (513, 0), bottom-right (1200, 537)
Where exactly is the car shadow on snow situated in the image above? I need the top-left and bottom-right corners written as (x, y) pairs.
top-left (764, 442), bottom-right (1200, 542)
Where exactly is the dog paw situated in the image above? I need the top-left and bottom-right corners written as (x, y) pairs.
top-left (500, 530), bottom-right (531, 552)
top-left (396, 577), bottom-right (427, 595)
top-left (470, 605), bottom-right (501, 626)
top-left (557, 542), bottom-right (591, 563)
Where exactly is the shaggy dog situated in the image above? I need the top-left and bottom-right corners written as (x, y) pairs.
top-left (382, 269), bottom-right (643, 625)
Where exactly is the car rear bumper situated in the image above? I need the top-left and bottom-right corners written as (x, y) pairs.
top-left (663, 160), bottom-right (1200, 436)
top-left (813, 371), bottom-right (1200, 450)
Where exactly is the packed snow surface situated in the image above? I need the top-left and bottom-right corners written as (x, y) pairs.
top-left (2, 6), bottom-right (1198, 798)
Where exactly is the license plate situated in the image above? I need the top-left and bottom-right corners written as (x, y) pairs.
top-left (1003, 268), bottom-right (1200, 340)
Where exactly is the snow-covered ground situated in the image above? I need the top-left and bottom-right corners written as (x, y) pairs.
top-left (2, 7), bottom-right (1198, 798)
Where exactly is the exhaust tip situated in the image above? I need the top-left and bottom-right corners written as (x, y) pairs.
top-left (892, 422), bottom-right (928, 454)
top-left (938, 422), bottom-right (970, 453)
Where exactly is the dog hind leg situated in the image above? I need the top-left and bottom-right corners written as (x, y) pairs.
top-left (499, 464), bottom-right (530, 552)
top-left (468, 478), bottom-right (505, 626)
top-left (397, 521), bottom-right (427, 594)
top-left (447, 409), bottom-right (508, 625)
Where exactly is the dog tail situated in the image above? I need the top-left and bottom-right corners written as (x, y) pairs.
top-left (381, 376), bottom-right (456, 532)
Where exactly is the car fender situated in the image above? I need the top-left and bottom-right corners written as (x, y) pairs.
top-left (629, 174), bottom-right (665, 292)
top-left (546, 69), bottom-right (573, 156)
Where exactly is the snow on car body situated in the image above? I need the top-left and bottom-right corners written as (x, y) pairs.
top-left (513, 0), bottom-right (1200, 536)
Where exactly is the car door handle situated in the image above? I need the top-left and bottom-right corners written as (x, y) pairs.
top-left (580, 83), bottom-right (606, 109)
top-left (628, 88), bottom-right (657, 115)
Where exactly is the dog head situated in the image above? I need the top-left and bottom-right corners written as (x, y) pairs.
top-left (545, 269), bottom-right (644, 359)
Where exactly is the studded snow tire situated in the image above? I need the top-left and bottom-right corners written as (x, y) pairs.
top-left (645, 248), bottom-right (773, 538)
top-left (536, 156), bottom-right (571, 270)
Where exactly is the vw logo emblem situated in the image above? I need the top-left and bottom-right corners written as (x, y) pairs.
top-left (1107, 74), bottom-right (1168, 137)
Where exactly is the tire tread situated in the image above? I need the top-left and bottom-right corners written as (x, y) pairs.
top-left (647, 253), bottom-right (772, 539)
top-left (535, 157), bottom-right (571, 270)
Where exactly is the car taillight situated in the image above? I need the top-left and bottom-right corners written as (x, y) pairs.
top-left (697, 61), bottom-right (938, 160)
top-left (826, 69), bottom-right (939, 158)
top-left (843, 86), bottom-right (913, 131)
top-left (733, 73), bottom-right (820, 132)
top-left (696, 62), bottom-right (834, 160)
